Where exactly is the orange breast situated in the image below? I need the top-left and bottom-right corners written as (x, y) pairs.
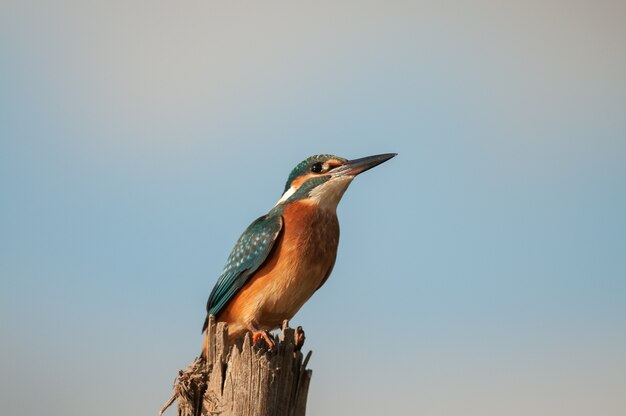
top-left (218, 201), bottom-right (339, 338)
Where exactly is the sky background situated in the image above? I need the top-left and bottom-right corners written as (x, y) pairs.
top-left (1, 1), bottom-right (625, 415)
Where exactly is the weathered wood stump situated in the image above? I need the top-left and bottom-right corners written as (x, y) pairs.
top-left (161, 317), bottom-right (312, 416)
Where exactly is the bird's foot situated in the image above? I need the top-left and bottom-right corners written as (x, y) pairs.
top-left (294, 326), bottom-right (306, 351)
top-left (251, 330), bottom-right (276, 350)
top-left (247, 322), bottom-right (275, 349)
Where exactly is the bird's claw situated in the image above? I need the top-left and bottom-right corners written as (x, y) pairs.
top-left (252, 330), bottom-right (276, 350)
top-left (295, 326), bottom-right (305, 351)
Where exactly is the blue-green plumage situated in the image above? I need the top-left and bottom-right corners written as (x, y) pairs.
top-left (203, 212), bottom-right (283, 331)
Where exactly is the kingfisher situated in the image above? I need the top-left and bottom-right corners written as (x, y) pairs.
top-left (201, 153), bottom-right (396, 358)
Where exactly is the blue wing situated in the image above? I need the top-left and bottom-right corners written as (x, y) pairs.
top-left (203, 213), bottom-right (283, 331)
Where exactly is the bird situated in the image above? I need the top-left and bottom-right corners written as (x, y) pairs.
top-left (201, 153), bottom-right (396, 358)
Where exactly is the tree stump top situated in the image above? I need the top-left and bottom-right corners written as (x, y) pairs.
top-left (161, 317), bottom-right (312, 416)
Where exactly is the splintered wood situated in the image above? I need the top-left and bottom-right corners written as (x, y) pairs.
top-left (161, 317), bottom-right (312, 416)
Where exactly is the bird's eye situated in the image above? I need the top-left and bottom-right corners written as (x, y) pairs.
top-left (311, 162), bottom-right (323, 173)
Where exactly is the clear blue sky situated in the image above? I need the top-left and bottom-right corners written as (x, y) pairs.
top-left (1, 1), bottom-right (625, 415)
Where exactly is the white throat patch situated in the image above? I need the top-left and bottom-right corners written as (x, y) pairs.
top-left (275, 186), bottom-right (297, 206)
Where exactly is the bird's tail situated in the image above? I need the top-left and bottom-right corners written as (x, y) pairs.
top-left (200, 314), bottom-right (210, 360)
top-left (201, 328), bottom-right (209, 361)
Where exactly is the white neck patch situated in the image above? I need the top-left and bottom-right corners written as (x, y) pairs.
top-left (274, 186), bottom-right (297, 206)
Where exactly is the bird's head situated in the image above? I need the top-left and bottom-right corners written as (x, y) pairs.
top-left (275, 153), bottom-right (397, 211)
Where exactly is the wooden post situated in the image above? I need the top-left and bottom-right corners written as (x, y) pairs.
top-left (161, 317), bottom-right (312, 416)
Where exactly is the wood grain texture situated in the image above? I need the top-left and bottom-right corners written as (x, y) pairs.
top-left (163, 317), bottom-right (312, 416)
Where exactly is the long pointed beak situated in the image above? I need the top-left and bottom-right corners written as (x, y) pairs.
top-left (332, 153), bottom-right (397, 177)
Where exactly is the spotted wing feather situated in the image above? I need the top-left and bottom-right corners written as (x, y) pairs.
top-left (203, 213), bottom-right (283, 331)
